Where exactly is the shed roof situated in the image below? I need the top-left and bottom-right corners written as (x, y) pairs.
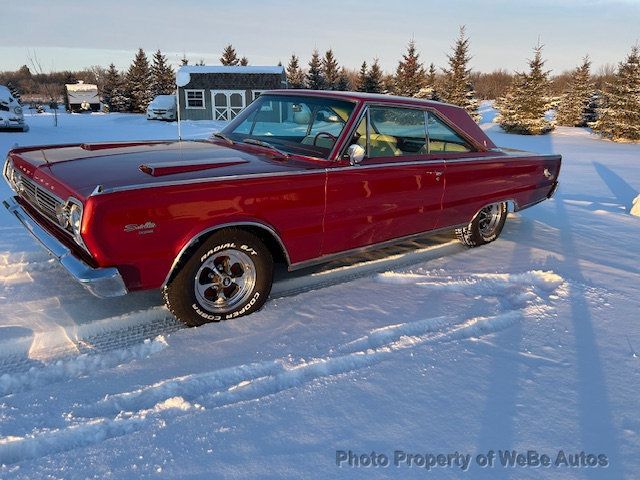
top-left (65, 82), bottom-right (99, 92)
top-left (178, 65), bottom-right (284, 75)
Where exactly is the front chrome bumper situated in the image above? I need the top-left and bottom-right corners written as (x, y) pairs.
top-left (2, 196), bottom-right (128, 298)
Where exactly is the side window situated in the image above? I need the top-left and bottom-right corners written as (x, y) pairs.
top-left (427, 113), bottom-right (473, 153)
top-left (367, 107), bottom-right (427, 157)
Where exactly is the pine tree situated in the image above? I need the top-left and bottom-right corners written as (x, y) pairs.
top-left (286, 54), bottom-right (305, 88)
top-left (593, 46), bottom-right (640, 142)
top-left (151, 50), bottom-right (175, 96)
top-left (496, 44), bottom-right (554, 135)
top-left (336, 68), bottom-right (351, 91)
top-left (306, 50), bottom-right (325, 89)
top-left (220, 44), bottom-right (239, 66)
top-left (322, 49), bottom-right (340, 90)
top-left (394, 40), bottom-right (425, 97)
top-left (583, 91), bottom-right (602, 125)
top-left (125, 48), bottom-right (152, 112)
top-left (106, 65), bottom-right (130, 113)
top-left (441, 26), bottom-right (480, 121)
top-left (101, 63), bottom-right (120, 110)
top-left (423, 63), bottom-right (440, 100)
top-left (416, 63), bottom-right (438, 100)
top-left (365, 59), bottom-right (384, 93)
top-left (240, 56), bottom-right (249, 66)
top-left (556, 56), bottom-right (594, 127)
top-left (180, 54), bottom-right (189, 66)
top-left (356, 61), bottom-right (368, 92)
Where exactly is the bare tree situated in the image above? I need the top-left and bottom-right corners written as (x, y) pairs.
top-left (27, 50), bottom-right (60, 126)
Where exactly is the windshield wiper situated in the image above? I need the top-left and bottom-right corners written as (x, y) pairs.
top-left (211, 132), bottom-right (234, 144)
top-left (242, 138), bottom-right (290, 158)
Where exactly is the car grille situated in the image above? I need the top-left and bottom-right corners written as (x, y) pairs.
top-left (153, 109), bottom-right (167, 114)
top-left (16, 173), bottom-right (63, 222)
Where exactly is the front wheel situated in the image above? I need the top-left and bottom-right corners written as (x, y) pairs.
top-left (455, 202), bottom-right (508, 247)
top-left (163, 228), bottom-right (273, 327)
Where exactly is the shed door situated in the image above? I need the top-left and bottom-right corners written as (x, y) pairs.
top-left (212, 90), bottom-right (245, 121)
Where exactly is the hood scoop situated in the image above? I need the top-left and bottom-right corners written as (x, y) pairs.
top-left (139, 158), bottom-right (249, 177)
top-left (81, 141), bottom-right (174, 151)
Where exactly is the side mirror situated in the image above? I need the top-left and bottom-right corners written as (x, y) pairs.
top-left (347, 144), bottom-right (365, 165)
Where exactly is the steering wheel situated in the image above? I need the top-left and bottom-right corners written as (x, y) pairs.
top-left (313, 131), bottom-right (338, 146)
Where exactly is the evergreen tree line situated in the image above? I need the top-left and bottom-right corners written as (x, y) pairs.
top-left (101, 48), bottom-right (175, 112)
top-left (283, 27), bottom-right (481, 122)
top-left (1, 35), bottom-right (638, 140)
top-left (495, 42), bottom-right (640, 141)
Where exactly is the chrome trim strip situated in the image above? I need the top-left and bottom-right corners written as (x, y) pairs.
top-left (3, 196), bottom-right (128, 298)
top-left (288, 223), bottom-right (468, 271)
top-left (102, 169), bottom-right (325, 194)
top-left (98, 154), bottom-right (534, 195)
top-left (424, 110), bottom-right (431, 155)
top-left (162, 221), bottom-right (292, 287)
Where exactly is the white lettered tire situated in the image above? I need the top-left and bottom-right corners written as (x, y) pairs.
top-left (163, 228), bottom-right (273, 327)
top-left (456, 202), bottom-right (508, 247)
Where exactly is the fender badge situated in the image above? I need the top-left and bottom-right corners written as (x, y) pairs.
top-left (124, 221), bottom-right (156, 234)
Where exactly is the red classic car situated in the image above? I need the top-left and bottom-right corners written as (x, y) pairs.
top-left (2, 91), bottom-right (560, 326)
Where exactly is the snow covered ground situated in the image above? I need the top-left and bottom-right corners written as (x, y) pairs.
top-left (0, 105), bottom-right (638, 479)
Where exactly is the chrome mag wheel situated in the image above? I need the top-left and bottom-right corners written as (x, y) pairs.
top-left (194, 249), bottom-right (257, 313)
top-left (477, 204), bottom-right (502, 237)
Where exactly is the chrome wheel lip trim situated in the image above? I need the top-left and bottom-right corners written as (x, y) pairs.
top-left (194, 249), bottom-right (257, 313)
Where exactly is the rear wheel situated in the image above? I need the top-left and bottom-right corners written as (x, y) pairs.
top-left (456, 202), bottom-right (508, 247)
top-left (163, 229), bottom-right (273, 327)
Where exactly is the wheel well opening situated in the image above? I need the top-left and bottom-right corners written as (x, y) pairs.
top-left (240, 225), bottom-right (289, 266)
top-left (164, 224), bottom-right (289, 286)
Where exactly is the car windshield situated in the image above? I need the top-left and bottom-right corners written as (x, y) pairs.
top-left (220, 95), bottom-right (356, 159)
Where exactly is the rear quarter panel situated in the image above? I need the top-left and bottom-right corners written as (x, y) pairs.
top-left (440, 153), bottom-right (561, 227)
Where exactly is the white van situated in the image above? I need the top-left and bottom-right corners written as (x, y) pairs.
top-left (0, 85), bottom-right (26, 131)
top-left (146, 94), bottom-right (177, 121)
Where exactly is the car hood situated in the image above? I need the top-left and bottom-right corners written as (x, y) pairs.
top-left (11, 140), bottom-right (318, 199)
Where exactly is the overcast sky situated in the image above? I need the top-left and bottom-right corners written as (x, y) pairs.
top-left (1, 0), bottom-right (638, 74)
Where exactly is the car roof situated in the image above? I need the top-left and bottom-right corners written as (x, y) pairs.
top-left (259, 89), bottom-right (497, 151)
top-left (262, 89), bottom-right (449, 108)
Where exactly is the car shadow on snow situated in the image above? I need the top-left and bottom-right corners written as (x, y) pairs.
top-left (550, 195), bottom-right (624, 479)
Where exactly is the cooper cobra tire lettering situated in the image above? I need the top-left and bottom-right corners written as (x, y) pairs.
top-left (164, 228), bottom-right (273, 327)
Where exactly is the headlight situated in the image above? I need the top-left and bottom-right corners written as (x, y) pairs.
top-left (59, 199), bottom-right (86, 249)
top-left (69, 203), bottom-right (82, 240)
top-left (14, 106), bottom-right (22, 115)
top-left (3, 159), bottom-right (16, 188)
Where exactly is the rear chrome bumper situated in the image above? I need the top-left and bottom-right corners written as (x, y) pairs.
top-left (3, 196), bottom-right (128, 298)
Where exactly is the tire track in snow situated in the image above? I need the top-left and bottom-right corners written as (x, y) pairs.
top-left (0, 310), bottom-right (523, 467)
top-left (0, 337), bottom-right (168, 397)
top-left (0, 308), bottom-right (180, 376)
top-left (0, 270), bottom-right (566, 465)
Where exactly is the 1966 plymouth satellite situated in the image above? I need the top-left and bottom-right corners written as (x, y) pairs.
top-left (2, 91), bottom-right (561, 326)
